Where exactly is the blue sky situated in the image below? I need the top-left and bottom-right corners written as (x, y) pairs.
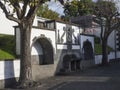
top-left (47, 0), bottom-right (64, 15)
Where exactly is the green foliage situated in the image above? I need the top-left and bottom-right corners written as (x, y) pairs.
top-left (0, 49), bottom-right (15, 60)
top-left (94, 35), bottom-right (113, 55)
top-left (93, 0), bottom-right (119, 64)
top-left (37, 4), bottom-right (60, 20)
top-left (95, 43), bottom-right (113, 55)
top-left (94, 36), bottom-right (113, 55)
top-left (94, 0), bottom-right (117, 18)
top-left (0, 34), bottom-right (15, 60)
top-left (94, 36), bottom-right (101, 44)
top-left (95, 43), bottom-right (102, 54)
top-left (64, 0), bottom-right (94, 18)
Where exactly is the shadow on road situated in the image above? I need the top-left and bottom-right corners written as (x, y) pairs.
top-left (65, 62), bottom-right (120, 77)
top-left (48, 62), bottom-right (120, 90)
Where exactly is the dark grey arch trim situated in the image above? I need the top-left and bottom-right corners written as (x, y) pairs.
top-left (31, 35), bottom-right (54, 65)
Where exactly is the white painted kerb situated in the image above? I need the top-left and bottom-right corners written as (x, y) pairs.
top-left (0, 60), bottom-right (20, 80)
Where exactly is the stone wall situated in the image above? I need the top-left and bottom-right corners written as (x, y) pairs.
top-left (54, 49), bottom-right (82, 74)
top-left (32, 64), bottom-right (55, 81)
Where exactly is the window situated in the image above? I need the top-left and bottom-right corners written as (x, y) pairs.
top-left (38, 21), bottom-right (45, 28)
top-left (46, 22), bottom-right (55, 29)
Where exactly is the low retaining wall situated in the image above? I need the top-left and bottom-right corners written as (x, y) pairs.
top-left (0, 59), bottom-right (55, 89)
top-left (1, 51), bottom-right (120, 89)
top-left (0, 60), bottom-right (20, 89)
top-left (0, 60), bottom-right (20, 80)
top-left (95, 51), bottom-right (120, 64)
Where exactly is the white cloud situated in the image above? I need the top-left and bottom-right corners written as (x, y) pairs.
top-left (47, 0), bottom-right (64, 15)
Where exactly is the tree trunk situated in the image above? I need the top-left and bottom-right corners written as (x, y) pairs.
top-left (101, 39), bottom-right (108, 65)
top-left (17, 22), bottom-right (33, 88)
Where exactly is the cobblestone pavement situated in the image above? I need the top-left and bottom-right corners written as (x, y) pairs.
top-left (6, 62), bottom-right (120, 90)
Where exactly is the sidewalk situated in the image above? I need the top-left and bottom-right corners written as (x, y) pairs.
top-left (6, 62), bottom-right (120, 90)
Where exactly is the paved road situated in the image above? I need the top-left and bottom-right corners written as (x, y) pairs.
top-left (7, 62), bottom-right (120, 90)
top-left (41, 62), bottom-right (120, 90)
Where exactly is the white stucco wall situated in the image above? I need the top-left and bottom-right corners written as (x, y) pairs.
top-left (56, 22), bottom-right (83, 50)
top-left (1, 51), bottom-right (120, 80)
top-left (0, 10), bottom-right (17, 35)
top-left (31, 28), bottom-right (56, 54)
top-left (15, 27), bottom-right (56, 55)
top-left (57, 45), bottom-right (67, 49)
top-left (72, 25), bottom-right (83, 44)
top-left (0, 7), bottom-right (48, 35)
top-left (95, 51), bottom-right (120, 64)
top-left (56, 22), bottom-right (83, 44)
top-left (108, 31), bottom-right (116, 50)
top-left (56, 22), bottom-right (67, 43)
top-left (31, 41), bottom-right (43, 55)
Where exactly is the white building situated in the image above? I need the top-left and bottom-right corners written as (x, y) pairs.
top-left (14, 16), bottom-right (95, 78)
top-left (0, 9), bottom-right (95, 87)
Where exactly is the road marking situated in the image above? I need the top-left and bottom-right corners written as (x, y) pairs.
top-left (53, 82), bottom-right (71, 90)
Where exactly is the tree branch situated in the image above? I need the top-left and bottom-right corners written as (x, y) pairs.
top-left (111, 22), bottom-right (120, 31)
top-left (21, 0), bottom-right (29, 19)
top-left (0, 1), bottom-right (21, 23)
top-left (12, 1), bottom-right (22, 19)
top-left (26, 0), bottom-right (43, 20)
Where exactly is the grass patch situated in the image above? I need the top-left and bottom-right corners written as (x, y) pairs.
top-left (0, 34), bottom-right (15, 60)
top-left (0, 49), bottom-right (15, 60)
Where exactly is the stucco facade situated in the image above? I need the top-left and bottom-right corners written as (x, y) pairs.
top-left (15, 18), bottom-right (85, 74)
top-left (0, 15), bottom-right (95, 88)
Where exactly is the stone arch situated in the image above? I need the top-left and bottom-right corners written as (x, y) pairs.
top-left (63, 54), bottom-right (76, 70)
top-left (62, 54), bottom-right (81, 72)
top-left (31, 36), bottom-right (54, 65)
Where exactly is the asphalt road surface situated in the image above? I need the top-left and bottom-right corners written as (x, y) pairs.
top-left (44, 62), bottom-right (120, 90)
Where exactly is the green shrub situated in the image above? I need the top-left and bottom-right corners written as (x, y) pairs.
top-left (95, 44), bottom-right (102, 54)
top-left (94, 36), bottom-right (101, 44)
top-left (95, 43), bottom-right (113, 55)
top-left (94, 36), bottom-right (113, 54)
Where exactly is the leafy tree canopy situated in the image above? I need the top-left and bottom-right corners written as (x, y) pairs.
top-left (64, 0), bottom-right (94, 17)
top-left (37, 4), bottom-right (60, 20)
top-left (94, 0), bottom-right (118, 20)
top-left (93, 0), bottom-right (120, 65)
